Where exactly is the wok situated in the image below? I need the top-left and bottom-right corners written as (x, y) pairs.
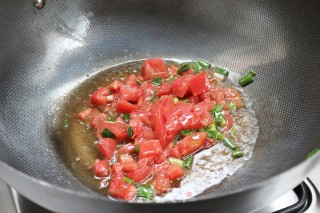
top-left (0, 0), bottom-right (319, 212)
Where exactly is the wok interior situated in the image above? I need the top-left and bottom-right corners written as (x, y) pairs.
top-left (0, 0), bottom-right (319, 200)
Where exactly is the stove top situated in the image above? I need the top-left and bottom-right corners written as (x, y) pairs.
top-left (0, 165), bottom-right (319, 213)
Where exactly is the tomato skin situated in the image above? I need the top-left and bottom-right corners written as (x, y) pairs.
top-left (120, 85), bottom-right (142, 102)
top-left (93, 159), bottom-right (110, 177)
top-left (97, 121), bottom-right (127, 140)
top-left (141, 58), bottom-right (169, 80)
top-left (116, 99), bottom-right (137, 113)
top-left (189, 71), bottom-right (211, 96)
top-left (176, 132), bottom-right (207, 156)
top-left (108, 174), bottom-right (137, 201)
top-left (91, 87), bottom-right (109, 106)
top-left (98, 138), bottom-right (117, 160)
top-left (138, 140), bottom-right (163, 160)
top-left (78, 108), bottom-right (94, 121)
top-left (167, 163), bottom-right (185, 180)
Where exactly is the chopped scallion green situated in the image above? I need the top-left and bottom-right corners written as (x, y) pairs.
top-left (63, 114), bottom-right (68, 128)
top-left (223, 137), bottom-right (237, 150)
top-left (215, 67), bottom-right (229, 77)
top-left (168, 157), bottom-right (184, 167)
top-left (173, 97), bottom-right (179, 104)
top-left (231, 149), bottom-right (244, 158)
top-left (178, 63), bottom-right (191, 73)
top-left (168, 76), bottom-right (176, 82)
top-left (127, 126), bottom-right (133, 138)
top-left (136, 79), bottom-right (142, 85)
top-left (173, 133), bottom-right (182, 145)
top-left (101, 128), bottom-right (115, 138)
top-left (107, 117), bottom-right (116, 122)
top-left (123, 176), bottom-right (134, 184)
top-left (122, 113), bottom-right (130, 123)
top-left (134, 146), bottom-right (139, 153)
top-left (180, 129), bottom-right (196, 136)
top-left (152, 77), bottom-right (162, 86)
top-left (150, 91), bottom-right (158, 103)
top-left (196, 60), bottom-right (211, 69)
top-left (137, 184), bottom-right (154, 200)
top-left (239, 70), bottom-right (256, 87)
top-left (227, 102), bottom-right (236, 110)
top-left (183, 99), bottom-right (190, 103)
top-left (307, 148), bottom-right (319, 158)
top-left (184, 156), bottom-right (194, 169)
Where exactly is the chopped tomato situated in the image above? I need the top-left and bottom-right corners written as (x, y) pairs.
top-left (130, 110), bottom-right (151, 127)
top-left (152, 104), bottom-right (167, 149)
top-left (90, 113), bottom-right (107, 127)
top-left (134, 128), bottom-right (156, 144)
top-left (91, 87), bottom-right (109, 106)
top-left (111, 162), bottom-right (123, 176)
top-left (120, 85), bottom-right (142, 102)
top-left (189, 71), bottom-right (211, 96)
top-left (78, 108), bottom-right (93, 121)
top-left (118, 155), bottom-right (139, 173)
top-left (200, 111), bottom-right (214, 127)
top-left (116, 99), bottom-right (137, 113)
top-left (167, 64), bottom-right (178, 76)
top-left (172, 76), bottom-right (191, 97)
top-left (124, 74), bottom-right (140, 87)
top-left (158, 83), bottom-right (173, 96)
top-left (224, 88), bottom-right (243, 108)
top-left (141, 58), bottom-right (169, 80)
top-left (179, 112), bottom-right (202, 130)
top-left (93, 159), bottom-right (110, 177)
top-left (126, 161), bottom-right (154, 183)
top-left (97, 121), bottom-right (127, 140)
top-left (98, 138), bottom-right (117, 160)
top-left (192, 99), bottom-right (214, 116)
top-left (176, 132), bottom-right (207, 156)
top-left (167, 163), bottom-right (184, 180)
top-left (118, 143), bottom-right (135, 155)
top-left (138, 140), bottom-right (163, 160)
top-left (168, 146), bottom-right (182, 159)
top-left (108, 175), bottom-right (137, 201)
top-left (109, 80), bottom-right (123, 92)
top-left (154, 173), bottom-right (171, 195)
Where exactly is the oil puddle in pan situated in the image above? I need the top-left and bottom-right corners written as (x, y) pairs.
top-left (53, 59), bottom-right (259, 202)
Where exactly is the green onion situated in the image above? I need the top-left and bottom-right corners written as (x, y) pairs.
top-left (152, 77), bottom-right (162, 86)
top-left (215, 114), bottom-right (227, 127)
top-left (178, 63), bottom-right (191, 73)
top-left (192, 62), bottom-right (203, 73)
top-left (196, 60), bottom-right (211, 69)
top-left (173, 133), bottom-right (182, 145)
top-left (173, 97), bottom-right (179, 104)
top-left (231, 149), bottom-right (244, 158)
top-left (63, 114), bottom-right (68, 128)
top-left (150, 91), bottom-right (158, 103)
top-left (223, 137), bottom-right (237, 150)
top-left (227, 102), bottom-right (236, 110)
top-left (168, 157), bottom-right (184, 167)
top-left (168, 76), bottom-right (176, 82)
top-left (208, 123), bottom-right (217, 131)
top-left (215, 67), bottom-right (229, 77)
top-left (183, 99), bottom-right (190, 103)
top-left (231, 126), bottom-right (237, 135)
top-left (137, 184), bottom-right (154, 200)
top-left (180, 129), bottom-right (196, 136)
top-left (101, 128), bottom-right (115, 138)
top-left (184, 156), bottom-right (194, 169)
top-left (122, 113), bottom-right (130, 123)
top-left (136, 79), bottom-right (142, 85)
top-left (211, 104), bottom-right (223, 113)
top-left (127, 126), bottom-right (133, 138)
top-left (107, 117), bottom-right (116, 122)
top-left (239, 70), bottom-right (256, 87)
top-left (123, 176), bottom-right (134, 184)
top-left (204, 128), bottom-right (224, 141)
top-left (134, 146), bottom-right (139, 153)
top-left (307, 148), bottom-right (319, 158)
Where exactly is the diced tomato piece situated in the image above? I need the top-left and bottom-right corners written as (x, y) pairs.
top-left (176, 132), bottom-right (207, 156)
top-left (138, 140), bottom-right (163, 160)
top-left (179, 68), bottom-right (194, 76)
top-left (192, 99), bottom-right (214, 116)
top-left (118, 143), bottom-right (135, 155)
top-left (154, 152), bottom-right (168, 164)
top-left (189, 71), bottom-right (211, 96)
top-left (168, 146), bottom-right (182, 159)
top-left (134, 128), bottom-right (156, 145)
top-left (224, 88), bottom-right (243, 108)
top-left (141, 58), bottom-right (169, 80)
top-left (154, 173), bottom-right (171, 195)
top-left (154, 163), bottom-right (170, 176)
top-left (120, 85), bottom-right (142, 102)
top-left (118, 155), bottom-right (139, 173)
top-left (156, 95), bottom-right (175, 113)
top-left (78, 108), bottom-right (94, 121)
top-left (97, 121), bottom-right (127, 140)
top-left (90, 113), bottom-right (107, 127)
top-left (116, 99), bottom-right (137, 113)
top-left (164, 102), bottom-right (193, 121)
top-left (172, 76), bottom-right (191, 97)
top-left (224, 114), bottom-right (233, 130)
top-left (129, 117), bottom-right (144, 139)
top-left (167, 64), bottom-right (178, 76)
top-left (124, 74), bottom-right (139, 87)
top-left (165, 115), bottom-right (183, 135)
top-left (203, 137), bottom-right (217, 149)
top-left (152, 104), bottom-right (167, 149)
top-left (167, 163), bottom-right (185, 180)
top-left (109, 80), bottom-right (123, 92)
top-left (179, 112), bottom-right (202, 130)
top-left (200, 111), bottom-right (214, 127)
top-left (158, 83), bottom-right (173, 96)
top-left (98, 138), bottom-right (117, 160)
top-left (108, 175), bottom-right (137, 201)
top-left (126, 163), bottom-right (154, 183)
top-left (111, 162), bottom-right (123, 176)
top-left (91, 87), bottom-right (109, 106)
top-left (210, 87), bottom-right (226, 108)
top-left (93, 159), bottom-right (110, 177)
top-left (130, 110), bottom-right (151, 127)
